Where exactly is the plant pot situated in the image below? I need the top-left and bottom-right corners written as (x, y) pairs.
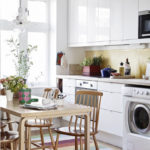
top-left (82, 66), bottom-right (101, 76)
top-left (19, 88), bottom-right (31, 104)
top-left (6, 90), bottom-right (14, 101)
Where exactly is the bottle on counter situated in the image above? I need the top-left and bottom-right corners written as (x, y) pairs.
top-left (119, 62), bottom-right (124, 76)
top-left (125, 58), bottom-right (131, 75)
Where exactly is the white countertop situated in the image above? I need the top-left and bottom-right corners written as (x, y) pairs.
top-left (57, 75), bottom-right (150, 86)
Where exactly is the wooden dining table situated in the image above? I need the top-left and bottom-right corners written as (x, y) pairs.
top-left (0, 96), bottom-right (92, 150)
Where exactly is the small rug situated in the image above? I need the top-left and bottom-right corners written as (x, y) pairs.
top-left (31, 133), bottom-right (114, 150)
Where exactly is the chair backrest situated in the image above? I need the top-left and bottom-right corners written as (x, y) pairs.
top-left (43, 88), bottom-right (60, 99)
top-left (69, 90), bottom-right (103, 134)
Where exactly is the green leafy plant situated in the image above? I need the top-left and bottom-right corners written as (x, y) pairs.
top-left (92, 56), bottom-right (103, 66)
top-left (80, 58), bottom-right (93, 67)
top-left (0, 76), bottom-right (27, 93)
top-left (7, 38), bottom-right (37, 79)
top-left (80, 56), bottom-right (103, 67)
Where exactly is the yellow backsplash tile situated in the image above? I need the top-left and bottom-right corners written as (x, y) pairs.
top-left (85, 48), bottom-right (150, 78)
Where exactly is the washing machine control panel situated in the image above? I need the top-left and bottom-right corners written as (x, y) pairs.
top-left (133, 88), bottom-right (150, 99)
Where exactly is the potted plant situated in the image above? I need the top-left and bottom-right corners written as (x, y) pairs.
top-left (80, 56), bottom-right (103, 76)
top-left (0, 76), bottom-right (27, 101)
top-left (7, 38), bottom-right (37, 80)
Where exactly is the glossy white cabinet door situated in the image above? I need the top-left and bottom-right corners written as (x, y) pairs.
top-left (68, 0), bottom-right (87, 45)
top-left (123, 0), bottom-right (138, 40)
top-left (97, 0), bottom-right (110, 41)
top-left (110, 0), bottom-right (123, 41)
top-left (87, 0), bottom-right (98, 42)
top-left (139, 0), bottom-right (150, 11)
top-left (99, 109), bottom-right (123, 137)
top-left (87, 0), bottom-right (110, 43)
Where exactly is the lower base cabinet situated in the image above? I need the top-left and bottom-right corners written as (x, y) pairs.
top-left (99, 109), bottom-right (123, 137)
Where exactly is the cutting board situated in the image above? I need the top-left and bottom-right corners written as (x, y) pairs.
top-left (110, 75), bottom-right (135, 79)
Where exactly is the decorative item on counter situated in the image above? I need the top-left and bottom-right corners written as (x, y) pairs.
top-left (119, 62), bottom-right (124, 76)
top-left (19, 88), bottom-right (31, 104)
top-left (56, 52), bottom-right (65, 65)
top-left (124, 58), bottom-right (131, 75)
top-left (101, 67), bottom-right (117, 78)
top-left (0, 76), bottom-right (27, 101)
top-left (61, 54), bottom-right (68, 68)
top-left (80, 56), bottom-right (103, 76)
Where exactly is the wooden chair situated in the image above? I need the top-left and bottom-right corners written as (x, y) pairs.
top-left (25, 88), bottom-right (60, 150)
top-left (54, 90), bottom-right (103, 150)
top-left (0, 121), bottom-right (19, 150)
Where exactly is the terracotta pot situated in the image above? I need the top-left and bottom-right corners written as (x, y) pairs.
top-left (82, 66), bottom-right (101, 76)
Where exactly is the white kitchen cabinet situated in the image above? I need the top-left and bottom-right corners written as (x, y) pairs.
top-left (87, 0), bottom-right (110, 43)
top-left (99, 109), bottom-right (123, 137)
top-left (68, 0), bottom-right (87, 45)
top-left (123, 0), bottom-right (138, 40)
top-left (63, 78), bottom-right (76, 103)
top-left (98, 82), bottom-right (123, 137)
top-left (97, 0), bottom-right (110, 41)
top-left (139, 0), bottom-right (150, 11)
top-left (101, 92), bottom-right (123, 113)
top-left (110, 0), bottom-right (123, 41)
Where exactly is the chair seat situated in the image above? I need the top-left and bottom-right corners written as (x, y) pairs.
top-left (25, 119), bottom-right (52, 127)
top-left (0, 131), bottom-right (19, 142)
top-left (54, 126), bottom-right (95, 137)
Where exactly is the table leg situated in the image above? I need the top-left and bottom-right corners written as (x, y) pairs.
top-left (84, 113), bottom-right (90, 150)
top-left (19, 117), bottom-right (27, 150)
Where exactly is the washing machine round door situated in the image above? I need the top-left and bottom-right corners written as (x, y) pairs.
top-left (133, 104), bottom-right (150, 133)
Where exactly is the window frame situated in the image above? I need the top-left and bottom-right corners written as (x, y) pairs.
top-left (0, 0), bottom-right (52, 87)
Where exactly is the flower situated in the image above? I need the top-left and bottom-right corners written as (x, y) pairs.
top-left (0, 76), bottom-right (27, 93)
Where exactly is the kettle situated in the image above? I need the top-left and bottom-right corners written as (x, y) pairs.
top-left (101, 68), bottom-right (117, 77)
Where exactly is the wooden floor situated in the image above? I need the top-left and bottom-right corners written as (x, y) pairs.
top-left (31, 118), bottom-right (122, 150)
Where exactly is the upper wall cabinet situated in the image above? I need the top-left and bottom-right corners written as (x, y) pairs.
top-left (87, 0), bottom-right (110, 43)
top-left (123, 0), bottom-right (138, 40)
top-left (68, 0), bottom-right (87, 46)
top-left (139, 0), bottom-right (150, 11)
top-left (110, 0), bottom-right (123, 41)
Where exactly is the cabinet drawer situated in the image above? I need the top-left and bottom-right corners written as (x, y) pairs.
top-left (98, 82), bottom-right (123, 93)
top-left (63, 86), bottom-right (75, 95)
top-left (101, 92), bottom-right (123, 112)
top-left (99, 109), bottom-right (123, 137)
top-left (63, 79), bottom-right (76, 87)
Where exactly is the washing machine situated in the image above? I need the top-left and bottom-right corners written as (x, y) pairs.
top-left (122, 85), bottom-right (150, 150)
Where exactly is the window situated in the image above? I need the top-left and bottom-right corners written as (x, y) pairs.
top-left (0, 0), bottom-right (52, 87)
top-left (28, 0), bottom-right (48, 23)
top-left (28, 32), bottom-right (48, 86)
top-left (0, 0), bottom-right (18, 21)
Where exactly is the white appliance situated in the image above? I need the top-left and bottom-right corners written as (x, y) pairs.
top-left (122, 85), bottom-right (150, 150)
top-left (76, 80), bottom-right (97, 91)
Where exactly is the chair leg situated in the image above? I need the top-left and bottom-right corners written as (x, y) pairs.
top-left (40, 127), bottom-right (45, 150)
top-left (55, 133), bottom-right (60, 150)
top-left (48, 127), bottom-right (55, 150)
top-left (80, 137), bottom-right (83, 150)
top-left (93, 135), bottom-right (99, 150)
top-left (3, 144), bottom-right (7, 150)
top-left (27, 127), bottom-right (31, 150)
top-left (75, 136), bottom-right (78, 150)
top-left (10, 142), bottom-right (14, 150)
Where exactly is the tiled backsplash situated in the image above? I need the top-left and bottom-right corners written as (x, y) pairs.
top-left (85, 48), bottom-right (150, 78)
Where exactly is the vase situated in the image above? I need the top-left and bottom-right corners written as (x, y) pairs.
top-left (6, 90), bottom-right (14, 101)
top-left (19, 88), bottom-right (31, 104)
